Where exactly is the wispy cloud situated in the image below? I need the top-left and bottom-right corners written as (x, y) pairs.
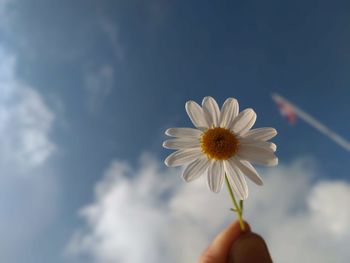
top-left (68, 154), bottom-right (350, 263)
top-left (0, 0), bottom-right (14, 26)
top-left (0, 46), bottom-right (58, 262)
top-left (84, 65), bottom-right (114, 113)
top-left (0, 48), bottom-right (55, 168)
top-left (99, 19), bottom-right (124, 61)
top-left (0, 0), bottom-right (102, 61)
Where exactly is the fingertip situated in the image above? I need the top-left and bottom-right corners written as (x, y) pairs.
top-left (228, 220), bottom-right (251, 234)
top-left (229, 233), bottom-right (272, 263)
top-left (198, 220), bottom-right (251, 263)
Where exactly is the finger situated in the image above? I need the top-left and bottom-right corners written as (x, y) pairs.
top-left (229, 233), bottom-right (272, 263)
top-left (199, 221), bottom-right (250, 263)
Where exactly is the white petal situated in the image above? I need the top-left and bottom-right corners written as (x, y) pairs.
top-left (207, 160), bottom-right (225, 193)
top-left (237, 144), bottom-right (278, 166)
top-left (185, 100), bottom-right (209, 129)
top-left (182, 157), bottom-right (210, 182)
top-left (240, 138), bottom-right (277, 152)
top-left (243, 128), bottom-right (277, 141)
top-left (164, 148), bottom-right (202, 167)
top-left (233, 158), bottom-right (263, 186)
top-left (163, 138), bottom-right (200, 149)
top-left (202, 96), bottom-right (220, 127)
top-left (224, 159), bottom-right (248, 200)
top-left (231, 108), bottom-right (256, 135)
top-left (219, 98), bottom-right (239, 128)
top-left (270, 143), bottom-right (277, 152)
top-left (165, 128), bottom-right (202, 138)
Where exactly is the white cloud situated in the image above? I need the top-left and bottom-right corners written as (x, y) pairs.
top-left (0, 46), bottom-right (58, 261)
top-left (84, 65), bottom-right (114, 113)
top-left (0, 48), bottom-right (55, 169)
top-left (68, 154), bottom-right (350, 263)
top-left (244, 160), bottom-right (350, 263)
top-left (309, 181), bottom-right (350, 236)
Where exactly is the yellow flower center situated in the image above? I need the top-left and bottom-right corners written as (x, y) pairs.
top-left (201, 127), bottom-right (239, 160)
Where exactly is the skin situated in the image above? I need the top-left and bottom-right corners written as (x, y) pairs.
top-left (198, 221), bottom-right (272, 263)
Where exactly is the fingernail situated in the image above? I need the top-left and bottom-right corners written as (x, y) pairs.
top-left (229, 233), bottom-right (272, 263)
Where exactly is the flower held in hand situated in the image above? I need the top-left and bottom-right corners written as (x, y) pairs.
top-left (163, 96), bottom-right (278, 229)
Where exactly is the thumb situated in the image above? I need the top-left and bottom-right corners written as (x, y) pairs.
top-left (228, 233), bottom-right (273, 263)
top-left (198, 221), bottom-right (250, 263)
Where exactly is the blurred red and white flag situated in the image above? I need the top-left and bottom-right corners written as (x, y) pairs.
top-left (272, 93), bottom-right (350, 151)
top-left (274, 98), bottom-right (296, 124)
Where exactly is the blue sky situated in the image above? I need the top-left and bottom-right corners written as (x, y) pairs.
top-left (1, 1), bottom-right (350, 262)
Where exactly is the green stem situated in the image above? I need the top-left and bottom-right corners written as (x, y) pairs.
top-left (224, 174), bottom-right (245, 230)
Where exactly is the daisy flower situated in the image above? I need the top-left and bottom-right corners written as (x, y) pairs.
top-left (163, 96), bottom-right (278, 200)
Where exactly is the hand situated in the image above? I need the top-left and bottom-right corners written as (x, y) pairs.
top-left (198, 221), bottom-right (272, 263)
